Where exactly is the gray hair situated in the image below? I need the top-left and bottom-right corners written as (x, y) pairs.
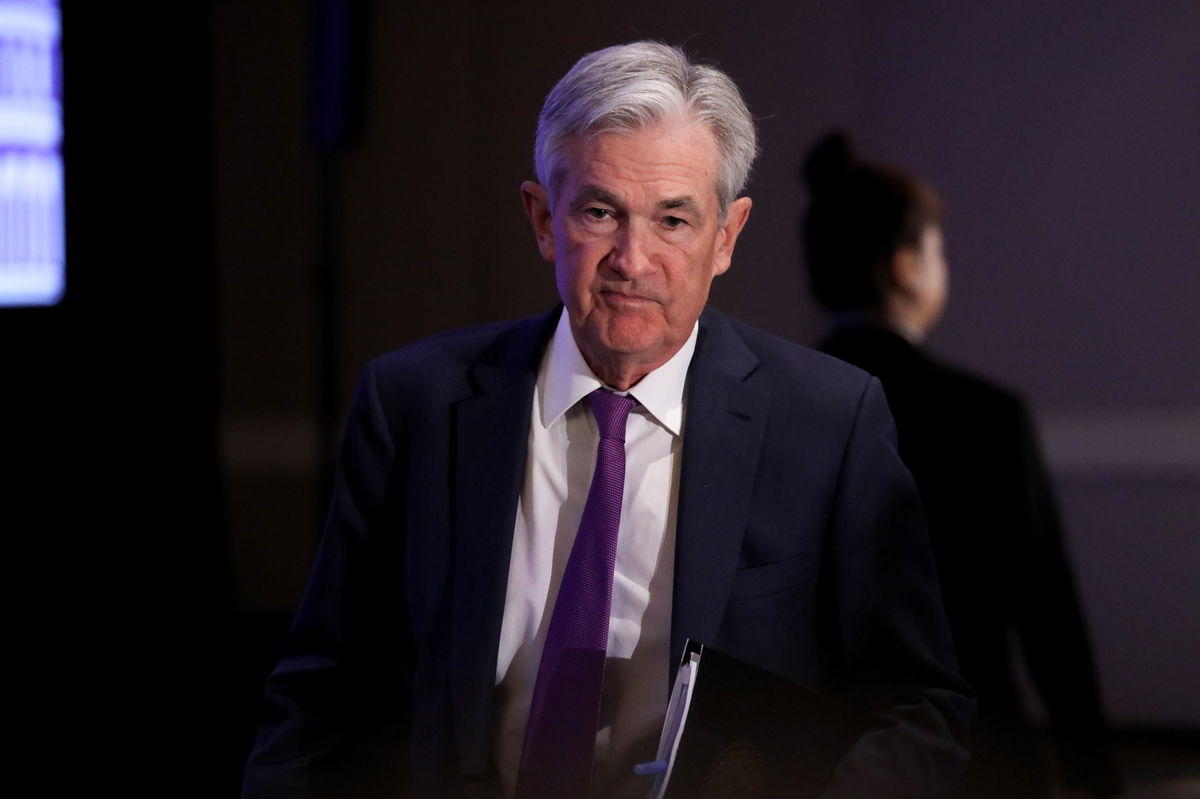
top-left (534, 41), bottom-right (758, 220)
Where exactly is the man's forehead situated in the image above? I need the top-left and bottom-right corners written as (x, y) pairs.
top-left (557, 123), bottom-right (720, 209)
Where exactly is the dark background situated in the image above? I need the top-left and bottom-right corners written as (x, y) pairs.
top-left (9, 1), bottom-right (1196, 795)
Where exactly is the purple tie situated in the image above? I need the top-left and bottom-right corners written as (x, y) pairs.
top-left (515, 388), bottom-right (638, 798)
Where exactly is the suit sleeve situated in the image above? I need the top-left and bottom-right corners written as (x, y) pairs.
top-left (241, 360), bottom-right (413, 798)
top-left (820, 378), bottom-right (975, 799)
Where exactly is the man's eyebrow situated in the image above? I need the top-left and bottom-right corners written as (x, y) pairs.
top-left (569, 187), bottom-right (705, 216)
top-left (571, 185), bottom-right (621, 208)
top-left (660, 196), bottom-right (702, 215)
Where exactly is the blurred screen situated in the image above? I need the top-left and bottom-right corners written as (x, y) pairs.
top-left (0, 0), bottom-right (62, 307)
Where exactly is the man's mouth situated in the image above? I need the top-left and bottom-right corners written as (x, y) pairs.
top-left (598, 288), bottom-right (659, 307)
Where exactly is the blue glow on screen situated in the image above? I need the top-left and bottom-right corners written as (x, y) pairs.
top-left (0, 0), bottom-right (62, 307)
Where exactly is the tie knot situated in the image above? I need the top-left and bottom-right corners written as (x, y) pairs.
top-left (586, 389), bottom-right (637, 441)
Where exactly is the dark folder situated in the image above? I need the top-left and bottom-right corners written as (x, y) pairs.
top-left (647, 640), bottom-right (867, 799)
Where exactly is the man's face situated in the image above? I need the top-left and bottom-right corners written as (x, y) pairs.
top-left (522, 120), bottom-right (752, 389)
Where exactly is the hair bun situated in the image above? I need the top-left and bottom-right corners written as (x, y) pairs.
top-left (803, 129), bottom-right (855, 194)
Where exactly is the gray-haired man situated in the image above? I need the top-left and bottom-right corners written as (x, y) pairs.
top-left (244, 41), bottom-right (972, 799)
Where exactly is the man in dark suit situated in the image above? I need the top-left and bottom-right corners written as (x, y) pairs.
top-left (243, 42), bottom-right (972, 798)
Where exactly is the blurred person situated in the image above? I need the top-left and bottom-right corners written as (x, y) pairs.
top-left (800, 130), bottom-right (1122, 799)
top-left (241, 43), bottom-right (973, 799)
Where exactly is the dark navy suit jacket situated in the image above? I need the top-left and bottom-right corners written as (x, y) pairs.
top-left (243, 307), bottom-right (974, 798)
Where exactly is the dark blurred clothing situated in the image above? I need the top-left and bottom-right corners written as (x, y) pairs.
top-left (820, 321), bottom-right (1122, 799)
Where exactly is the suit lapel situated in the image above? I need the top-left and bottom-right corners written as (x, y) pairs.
top-left (671, 311), bottom-right (769, 670)
top-left (449, 310), bottom-right (557, 776)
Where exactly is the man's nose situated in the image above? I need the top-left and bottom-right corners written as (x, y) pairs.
top-left (605, 222), bottom-right (656, 279)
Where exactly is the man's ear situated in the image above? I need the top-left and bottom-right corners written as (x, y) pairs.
top-left (521, 181), bottom-right (556, 262)
top-left (712, 196), bottom-right (753, 276)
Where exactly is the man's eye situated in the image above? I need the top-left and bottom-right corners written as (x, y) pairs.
top-left (662, 216), bottom-right (686, 229)
top-left (584, 207), bottom-right (612, 221)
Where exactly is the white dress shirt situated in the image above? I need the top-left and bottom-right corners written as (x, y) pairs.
top-left (493, 309), bottom-right (696, 798)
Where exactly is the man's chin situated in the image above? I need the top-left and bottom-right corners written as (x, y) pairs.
top-left (593, 316), bottom-right (665, 356)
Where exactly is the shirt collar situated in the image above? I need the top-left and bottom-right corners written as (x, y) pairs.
top-left (540, 308), bottom-right (697, 436)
